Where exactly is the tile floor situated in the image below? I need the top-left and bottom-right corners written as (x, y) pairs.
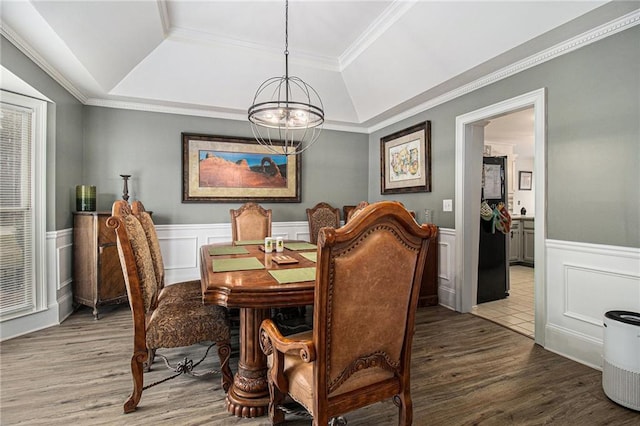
top-left (472, 265), bottom-right (535, 338)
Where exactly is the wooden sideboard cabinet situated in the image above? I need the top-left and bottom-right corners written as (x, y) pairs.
top-left (418, 231), bottom-right (439, 307)
top-left (73, 211), bottom-right (127, 319)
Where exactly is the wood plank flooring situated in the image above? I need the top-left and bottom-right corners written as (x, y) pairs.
top-left (1, 304), bottom-right (637, 425)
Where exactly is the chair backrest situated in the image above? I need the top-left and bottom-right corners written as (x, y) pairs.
top-left (230, 202), bottom-right (272, 242)
top-left (346, 200), bottom-right (369, 223)
top-left (131, 200), bottom-right (164, 290)
top-left (108, 200), bottom-right (159, 345)
top-left (306, 202), bottom-right (340, 244)
top-left (312, 201), bottom-right (438, 414)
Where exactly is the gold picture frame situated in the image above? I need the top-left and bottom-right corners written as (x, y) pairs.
top-left (380, 121), bottom-right (431, 194)
top-left (182, 133), bottom-right (301, 202)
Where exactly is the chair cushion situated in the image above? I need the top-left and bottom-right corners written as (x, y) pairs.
top-left (282, 336), bottom-right (395, 417)
top-left (123, 215), bottom-right (158, 312)
top-left (284, 352), bottom-right (315, 415)
top-left (158, 280), bottom-right (202, 303)
top-left (146, 292), bottom-right (230, 349)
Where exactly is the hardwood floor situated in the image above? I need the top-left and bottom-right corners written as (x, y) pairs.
top-left (1, 304), bottom-right (637, 425)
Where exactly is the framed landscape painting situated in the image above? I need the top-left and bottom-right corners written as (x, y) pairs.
top-left (380, 121), bottom-right (431, 194)
top-left (182, 133), bottom-right (301, 202)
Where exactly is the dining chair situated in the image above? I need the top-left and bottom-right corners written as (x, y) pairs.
top-left (346, 200), bottom-right (369, 223)
top-left (108, 200), bottom-right (233, 413)
top-left (130, 200), bottom-right (201, 304)
top-left (230, 202), bottom-right (272, 242)
top-left (306, 202), bottom-right (340, 245)
top-left (260, 201), bottom-right (438, 425)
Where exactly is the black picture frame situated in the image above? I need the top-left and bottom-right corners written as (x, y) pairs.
top-left (182, 133), bottom-right (301, 202)
top-left (380, 121), bottom-right (431, 194)
top-left (519, 171), bottom-right (532, 190)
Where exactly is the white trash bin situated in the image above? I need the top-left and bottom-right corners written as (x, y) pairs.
top-left (602, 310), bottom-right (640, 411)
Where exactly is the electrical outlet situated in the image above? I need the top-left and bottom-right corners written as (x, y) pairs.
top-left (443, 199), bottom-right (453, 212)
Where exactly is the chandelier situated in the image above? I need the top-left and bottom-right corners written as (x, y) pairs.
top-left (248, 0), bottom-right (324, 156)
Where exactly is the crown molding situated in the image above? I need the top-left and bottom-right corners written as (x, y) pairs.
top-left (156, 0), bottom-right (171, 38)
top-left (0, 22), bottom-right (88, 104)
top-left (366, 8), bottom-right (640, 133)
top-left (84, 97), bottom-right (368, 134)
top-left (339, 0), bottom-right (417, 71)
top-left (3, 8), bottom-right (637, 135)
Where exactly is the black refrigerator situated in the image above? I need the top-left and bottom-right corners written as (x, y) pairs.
top-left (477, 156), bottom-right (509, 304)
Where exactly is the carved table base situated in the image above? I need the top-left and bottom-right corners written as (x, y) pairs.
top-left (225, 307), bottom-right (271, 418)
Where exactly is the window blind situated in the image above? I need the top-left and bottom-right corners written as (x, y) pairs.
top-left (0, 101), bottom-right (35, 317)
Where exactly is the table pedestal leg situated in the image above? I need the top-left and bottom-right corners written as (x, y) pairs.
top-left (226, 307), bottom-right (270, 418)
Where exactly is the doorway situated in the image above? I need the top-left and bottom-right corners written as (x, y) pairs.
top-left (454, 88), bottom-right (546, 346)
top-left (473, 108), bottom-right (535, 338)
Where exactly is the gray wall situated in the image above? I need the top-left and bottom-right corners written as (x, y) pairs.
top-left (4, 22), bottom-right (638, 248)
top-left (368, 25), bottom-right (640, 248)
top-left (83, 107), bottom-right (369, 224)
top-left (1, 36), bottom-right (84, 231)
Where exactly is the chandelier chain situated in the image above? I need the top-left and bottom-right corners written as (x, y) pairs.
top-left (247, 0), bottom-right (324, 156)
top-left (284, 0), bottom-right (289, 56)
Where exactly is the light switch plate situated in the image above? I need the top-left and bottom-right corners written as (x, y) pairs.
top-left (443, 199), bottom-right (453, 212)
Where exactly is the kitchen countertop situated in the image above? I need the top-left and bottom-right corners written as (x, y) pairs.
top-left (510, 215), bottom-right (534, 220)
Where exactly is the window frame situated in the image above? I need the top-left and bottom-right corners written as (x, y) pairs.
top-left (0, 90), bottom-right (47, 321)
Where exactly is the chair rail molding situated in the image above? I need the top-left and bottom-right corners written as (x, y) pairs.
top-left (544, 239), bottom-right (640, 369)
top-left (30, 223), bottom-right (640, 374)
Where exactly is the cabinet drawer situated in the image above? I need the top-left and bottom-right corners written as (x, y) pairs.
top-left (523, 219), bottom-right (534, 230)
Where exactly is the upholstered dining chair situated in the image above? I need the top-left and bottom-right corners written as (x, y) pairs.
top-left (230, 202), bottom-right (272, 242)
top-left (260, 201), bottom-right (438, 425)
top-left (108, 200), bottom-right (233, 414)
top-left (130, 200), bottom-right (201, 304)
top-left (306, 202), bottom-right (341, 245)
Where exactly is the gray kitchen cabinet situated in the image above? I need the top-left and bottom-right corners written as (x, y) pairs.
top-left (509, 217), bottom-right (534, 266)
top-left (509, 220), bottom-right (521, 263)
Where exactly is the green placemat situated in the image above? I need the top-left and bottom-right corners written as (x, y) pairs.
top-left (300, 252), bottom-right (317, 263)
top-left (284, 242), bottom-right (317, 251)
top-left (234, 239), bottom-right (265, 246)
top-left (212, 257), bottom-right (264, 272)
top-left (209, 246), bottom-right (249, 256)
top-left (269, 267), bottom-right (316, 284)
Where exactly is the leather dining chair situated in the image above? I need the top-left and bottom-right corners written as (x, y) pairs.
top-left (260, 201), bottom-right (438, 425)
top-left (230, 202), bottom-right (272, 242)
top-left (306, 202), bottom-right (340, 245)
top-left (108, 200), bottom-right (233, 413)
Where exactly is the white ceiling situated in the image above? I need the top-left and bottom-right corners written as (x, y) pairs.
top-left (0, 1), bottom-right (616, 132)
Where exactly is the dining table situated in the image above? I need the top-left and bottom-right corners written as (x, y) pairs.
top-left (199, 240), bottom-right (318, 418)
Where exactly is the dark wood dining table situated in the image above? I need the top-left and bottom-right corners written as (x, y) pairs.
top-left (199, 242), bottom-right (316, 418)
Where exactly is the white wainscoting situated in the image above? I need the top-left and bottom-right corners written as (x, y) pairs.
top-left (156, 221), bottom-right (312, 284)
top-left (50, 229), bottom-right (74, 323)
top-left (40, 225), bottom-right (640, 372)
top-left (437, 228), bottom-right (456, 310)
top-left (544, 240), bottom-right (640, 369)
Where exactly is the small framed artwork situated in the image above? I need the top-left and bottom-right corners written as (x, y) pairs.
top-left (182, 133), bottom-right (301, 202)
top-left (380, 121), bottom-right (431, 194)
top-left (519, 171), bottom-right (533, 190)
